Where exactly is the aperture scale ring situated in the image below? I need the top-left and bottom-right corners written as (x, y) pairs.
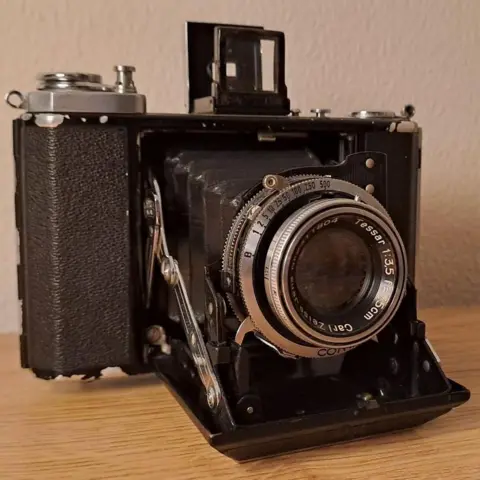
top-left (221, 174), bottom-right (324, 319)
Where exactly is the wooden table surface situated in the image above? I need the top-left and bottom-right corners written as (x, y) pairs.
top-left (0, 307), bottom-right (478, 480)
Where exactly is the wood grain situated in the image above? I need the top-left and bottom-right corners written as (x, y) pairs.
top-left (0, 307), bottom-right (479, 480)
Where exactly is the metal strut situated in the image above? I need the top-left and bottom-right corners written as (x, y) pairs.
top-left (144, 172), bottom-right (234, 427)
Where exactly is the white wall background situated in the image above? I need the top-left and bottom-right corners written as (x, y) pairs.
top-left (0, 0), bottom-right (479, 332)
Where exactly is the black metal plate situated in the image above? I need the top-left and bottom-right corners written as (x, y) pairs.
top-left (153, 351), bottom-right (470, 462)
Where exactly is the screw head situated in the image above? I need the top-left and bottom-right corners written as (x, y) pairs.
top-left (146, 325), bottom-right (162, 345)
top-left (365, 158), bottom-right (375, 169)
top-left (422, 360), bottom-right (431, 372)
top-left (246, 406), bottom-right (254, 414)
top-left (390, 357), bottom-right (399, 375)
top-left (365, 184), bottom-right (375, 194)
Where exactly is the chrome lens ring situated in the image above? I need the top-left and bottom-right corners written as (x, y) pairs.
top-left (265, 199), bottom-right (407, 349)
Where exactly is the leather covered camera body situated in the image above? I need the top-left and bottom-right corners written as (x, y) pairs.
top-left (7, 22), bottom-right (469, 461)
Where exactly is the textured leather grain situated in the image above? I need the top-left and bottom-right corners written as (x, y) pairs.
top-left (18, 123), bottom-right (134, 376)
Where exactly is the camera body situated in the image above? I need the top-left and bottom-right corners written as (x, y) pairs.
top-left (8, 22), bottom-right (469, 460)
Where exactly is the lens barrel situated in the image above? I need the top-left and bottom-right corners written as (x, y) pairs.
top-left (264, 198), bottom-right (406, 348)
top-left (224, 175), bottom-right (408, 358)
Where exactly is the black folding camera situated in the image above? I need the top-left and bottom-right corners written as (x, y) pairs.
top-left (7, 22), bottom-right (469, 461)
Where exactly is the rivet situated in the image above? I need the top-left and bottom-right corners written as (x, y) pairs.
top-left (146, 325), bottom-right (162, 345)
top-left (423, 360), bottom-right (431, 372)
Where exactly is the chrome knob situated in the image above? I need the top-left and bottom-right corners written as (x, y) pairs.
top-left (36, 72), bottom-right (106, 91)
top-left (310, 108), bottom-right (331, 118)
top-left (350, 110), bottom-right (396, 119)
top-left (114, 65), bottom-right (137, 93)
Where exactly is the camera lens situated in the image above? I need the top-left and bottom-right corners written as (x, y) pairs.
top-left (229, 175), bottom-right (408, 358)
top-left (265, 200), bottom-right (406, 344)
top-left (294, 227), bottom-right (372, 314)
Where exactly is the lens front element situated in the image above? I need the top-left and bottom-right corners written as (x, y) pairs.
top-left (294, 226), bottom-right (372, 314)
